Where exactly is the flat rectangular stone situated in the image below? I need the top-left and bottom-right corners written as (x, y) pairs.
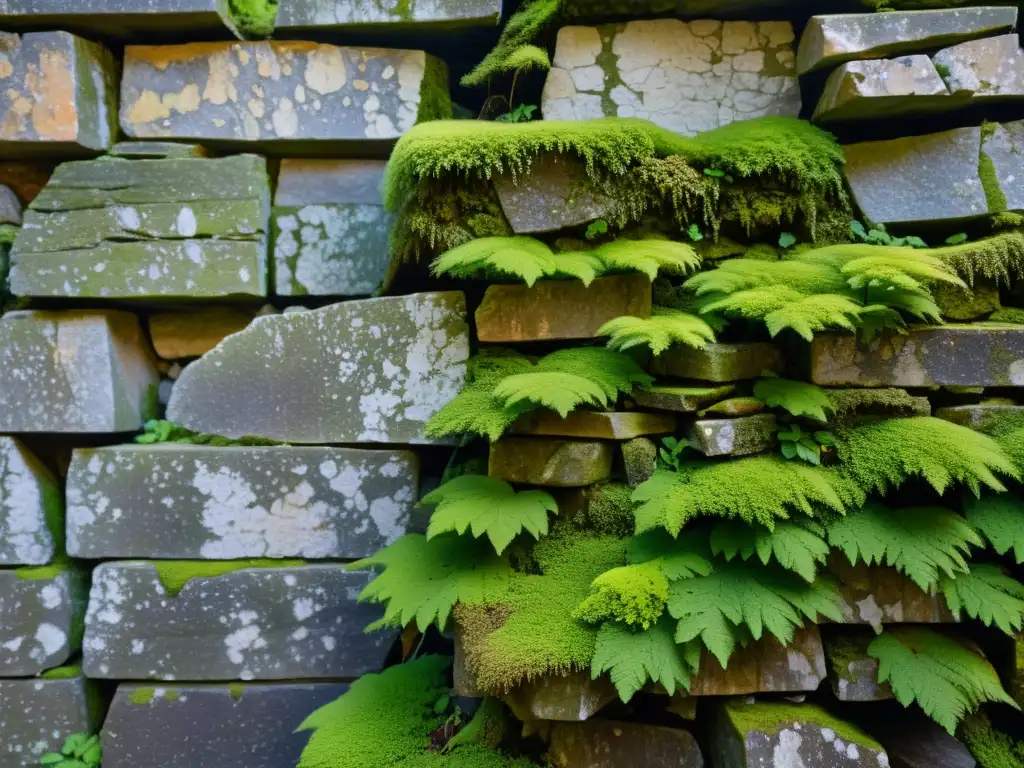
top-left (651, 342), bottom-right (783, 382)
top-left (0, 310), bottom-right (159, 433)
top-left (120, 42), bottom-right (449, 151)
top-left (166, 293), bottom-right (468, 444)
top-left (0, 566), bottom-right (86, 675)
top-left (273, 160), bottom-right (392, 297)
top-left (83, 563), bottom-right (394, 680)
top-left (0, 672), bottom-right (102, 768)
top-left (869, 715), bottom-right (977, 768)
top-left (631, 384), bottom-right (737, 413)
top-left (797, 7), bottom-right (1017, 75)
top-left (510, 410), bottom-right (676, 439)
top-left (811, 326), bottom-right (1024, 386)
top-left (0, 0), bottom-right (235, 37)
top-left (148, 307), bottom-right (256, 360)
top-left (546, 720), bottom-right (703, 768)
top-left (476, 274), bottom-right (651, 343)
top-left (66, 445), bottom-right (419, 559)
top-left (275, 0), bottom-right (501, 33)
top-left (501, 669), bottom-right (616, 722)
top-left (935, 403), bottom-right (1024, 433)
top-left (829, 558), bottom-right (958, 632)
top-left (688, 414), bottom-right (777, 457)
top-left (102, 681), bottom-right (349, 768)
top-left (813, 56), bottom-right (952, 124)
top-left (544, 21), bottom-right (800, 136)
top-left (489, 438), bottom-right (614, 487)
top-left (0, 31), bottom-right (116, 156)
top-left (0, 437), bottom-right (61, 566)
top-left (934, 34), bottom-right (1024, 100)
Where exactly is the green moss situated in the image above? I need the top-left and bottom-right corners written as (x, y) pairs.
top-left (960, 711), bottom-right (1024, 768)
top-left (226, 0), bottom-right (278, 37)
top-left (827, 388), bottom-right (929, 429)
top-left (148, 559), bottom-right (304, 597)
top-left (15, 557), bottom-right (68, 581)
top-left (462, 0), bottom-right (562, 87)
top-left (823, 633), bottom-right (872, 684)
top-left (0, 224), bottom-right (17, 246)
top-left (416, 56), bottom-right (453, 125)
top-left (990, 308), bottom-right (1024, 324)
top-left (574, 561), bottom-right (668, 628)
top-left (130, 688), bottom-right (156, 706)
top-left (41, 665), bottom-right (82, 680)
top-left (163, 689), bottom-right (181, 701)
top-left (228, 683), bottom-right (245, 700)
top-left (136, 419), bottom-right (281, 447)
top-left (725, 699), bottom-right (883, 750)
top-left (979, 127), bottom-right (1008, 214)
top-left (582, 483), bottom-right (635, 537)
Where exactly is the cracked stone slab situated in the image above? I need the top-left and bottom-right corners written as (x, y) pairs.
top-left (934, 34), bottom-right (1024, 100)
top-left (66, 445), bottom-right (419, 559)
top-left (687, 413), bottom-right (777, 457)
top-left (0, 31), bottom-right (116, 156)
top-left (10, 154), bottom-right (270, 299)
top-left (273, 159), bottom-right (392, 297)
top-left (166, 292), bottom-right (468, 443)
top-left (712, 699), bottom-right (888, 768)
top-left (102, 681), bottom-right (349, 768)
top-left (83, 562), bottom-right (394, 680)
top-left (0, 672), bottom-right (102, 768)
top-left (813, 55), bottom-right (951, 123)
top-left (0, 0), bottom-right (238, 38)
top-left (980, 119), bottom-right (1024, 211)
top-left (0, 437), bottom-right (61, 566)
top-left (275, 0), bottom-right (501, 33)
top-left (651, 342), bottom-right (783, 382)
top-left (547, 720), bottom-right (704, 768)
top-left (690, 626), bottom-right (826, 696)
top-left (148, 307), bottom-right (256, 359)
top-left (510, 410), bottom-right (676, 439)
top-left (829, 558), bottom-right (958, 632)
top-left (823, 631), bottom-right (893, 702)
top-left (476, 274), bottom-right (652, 342)
top-left (811, 326), bottom-right (1024, 386)
top-left (0, 310), bottom-right (159, 433)
top-left (543, 20), bottom-right (800, 135)
top-left (0, 566), bottom-right (86, 675)
top-left (797, 7), bottom-right (1018, 75)
top-left (120, 41), bottom-right (449, 150)
top-left (488, 438), bottom-right (614, 487)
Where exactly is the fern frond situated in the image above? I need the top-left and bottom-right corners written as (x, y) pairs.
top-left (501, 44), bottom-right (551, 73)
top-left (626, 529), bottom-right (715, 580)
top-left (964, 496), bottom-right (1024, 563)
top-left (940, 564), bottom-right (1024, 634)
top-left (931, 231), bottom-right (1024, 286)
top-left (826, 505), bottom-right (980, 591)
top-left (874, 288), bottom-right (943, 322)
top-left (591, 618), bottom-right (699, 702)
top-left (764, 293), bottom-right (863, 340)
top-left (550, 250), bottom-right (605, 285)
top-left (598, 307), bottom-right (716, 354)
top-left (868, 627), bottom-right (1017, 734)
top-left (431, 236), bottom-right (558, 286)
top-left (710, 519), bottom-right (829, 583)
top-left (534, 347), bottom-right (653, 398)
top-left (753, 377), bottom-right (834, 421)
top-left (842, 251), bottom-right (966, 292)
top-left (593, 238), bottom-right (701, 280)
top-left (685, 259), bottom-right (842, 297)
top-left (701, 285), bottom-right (808, 318)
top-left (425, 386), bottom-right (531, 442)
top-left (423, 475), bottom-right (558, 554)
top-left (575, 561), bottom-right (669, 629)
top-left (493, 371), bottom-right (608, 418)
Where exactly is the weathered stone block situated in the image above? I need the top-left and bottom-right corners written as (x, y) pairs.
top-left (0, 437), bottom-right (61, 566)
top-left (0, 672), bottom-right (102, 768)
top-left (830, 558), bottom-right (957, 632)
top-left (935, 403), bottom-right (1024, 433)
top-left (547, 720), bottom-right (704, 768)
top-left (511, 410), bottom-right (676, 439)
top-left (102, 681), bottom-right (349, 768)
top-left (0, 310), bottom-right (159, 433)
top-left (712, 699), bottom-right (888, 768)
top-left (0, 0), bottom-right (237, 37)
top-left (273, 159), bottom-right (392, 297)
top-left (503, 670), bottom-right (616, 723)
top-left (109, 141), bottom-right (209, 159)
top-left (489, 438), bottom-right (614, 487)
top-left (0, 566), bottom-right (86, 675)
top-left (275, 0), bottom-right (502, 33)
top-left (120, 41), bottom-right (449, 149)
top-left (83, 562), bottom-right (393, 680)
top-left (935, 279), bottom-right (1000, 321)
top-left (148, 307), bottom-right (255, 359)
top-left (813, 56), bottom-right (951, 123)
top-left (476, 275), bottom-right (651, 343)
top-left (689, 626), bottom-right (826, 696)
top-left (688, 413), bottom-right (776, 457)
top-left (167, 292), bottom-right (468, 444)
top-left (0, 31), bottom-right (116, 155)
top-left (622, 437), bottom-right (657, 488)
top-left (651, 342), bottom-right (783, 382)
top-left (934, 34), bottom-right (1024, 99)
top-left (0, 185), bottom-right (21, 224)
top-left (824, 632), bottom-right (893, 702)
top-left (869, 716), bottom-right (977, 768)
top-left (980, 119), bottom-right (1024, 212)
top-left (632, 384), bottom-right (737, 413)
top-left (811, 326), bottom-right (1024, 387)
top-left (66, 445), bottom-right (418, 559)
top-left (543, 21), bottom-right (800, 135)
top-left (797, 7), bottom-right (1017, 75)
top-left (10, 154), bottom-right (270, 299)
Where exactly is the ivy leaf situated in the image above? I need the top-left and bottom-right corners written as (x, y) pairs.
top-left (591, 618), bottom-right (699, 702)
top-left (753, 377), bottom-right (833, 421)
top-left (493, 371), bottom-right (609, 418)
top-left (940, 564), bottom-right (1024, 634)
top-left (964, 495), bottom-right (1024, 563)
top-left (710, 520), bottom-right (829, 583)
top-left (827, 504), bottom-right (981, 591)
top-left (423, 475), bottom-right (558, 554)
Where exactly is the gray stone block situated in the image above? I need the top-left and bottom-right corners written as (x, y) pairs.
top-left (632, 385), bottom-right (737, 413)
top-left (66, 445), bottom-right (419, 559)
top-left (813, 56), bottom-right (951, 123)
top-left (167, 292), bottom-right (468, 444)
top-left (0, 0), bottom-right (236, 37)
top-left (0, 672), bottom-right (102, 768)
top-left (148, 307), bottom-right (255, 360)
top-left (689, 626), bottom-right (826, 696)
top-left (543, 21), bottom-right (800, 135)
top-left (981, 119), bottom-right (1024, 212)
top-left (0, 566), bottom-right (86, 675)
top-left (547, 720), bottom-right (704, 768)
top-left (934, 34), bottom-right (1024, 99)
top-left (120, 41), bottom-right (449, 149)
top-left (935, 403), bottom-right (1024, 433)
top-left (823, 632), bottom-right (893, 702)
top-left (0, 185), bottom-right (21, 225)
top-left (870, 716), bottom-right (977, 768)
top-left (10, 154), bottom-right (270, 299)
top-left (275, 0), bottom-right (501, 33)
top-left (83, 562), bottom-right (394, 680)
top-left (0, 310), bottom-right (159, 433)
top-left (688, 414), bottom-right (777, 457)
top-left (273, 159), bottom-right (392, 297)
top-left (0, 31), bottom-right (116, 156)
top-left (651, 342), bottom-right (783, 383)
top-left (0, 437), bottom-right (61, 566)
top-left (102, 681), bottom-right (349, 768)
top-left (830, 558), bottom-right (958, 632)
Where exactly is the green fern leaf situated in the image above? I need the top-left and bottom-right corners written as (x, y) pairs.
top-left (431, 236), bottom-right (558, 286)
top-left (423, 475), bottom-right (558, 554)
top-left (551, 250), bottom-right (605, 285)
top-left (856, 305), bottom-right (907, 342)
top-left (868, 627), bottom-right (1018, 735)
top-left (425, 386), bottom-right (531, 442)
top-left (685, 259), bottom-right (841, 297)
top-left (347, 534), bottom-right (511, 632)
top-left (710, 520), bottom-right (829, 583)
top-left (493, 371), bottom-right (608, 417)
top-left (964, 496), bottom-right (1024, 563)
top-left (764, 294), bottom-right (863, 340)
top-left (534, 347), bottom-right (653, 399)
top-left (574, 561), bottom-right (669, 629)
top-left (627, 529), bottom-right (715, 580)
top-left (598, 307), bottom-right (716, 354)
top-left (876, 288), bottom-right (943, 322)
top-left (940, 564), bottom-right (1024, 634)
top-left (753, 377), bottom-right (833, 421)
top-left (590, 618), bottom-right (699, 702)
top-left (826, 504), bottom-right (980, 591)
top-left (594, 239), bottom-right (701, 280)
top-left (842, 251), bottom-right (965, 292)
top-left (701, 285), bottom-right (806, 319)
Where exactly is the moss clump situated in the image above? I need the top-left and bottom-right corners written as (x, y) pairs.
top-left (136, 419), bottom-right (281, 447)
top-left (416, 56), bottom-right (454, 125)
top-left (990, 308), bottom-right (1024, 324)
top-left (828, 388), bottom-right (930, 428)
top-left (823, 632), bottom-right (873, 684)
top-left (226, 0), bottom-right (278, 37)
top-left (462, 0), bottom-right (562, 87)
top-left (960, 711), bottom-right (1024, 768)
top-left (725, 699), bottom-right (883, 750)
top-left (41, 665), bottom-right (82, 680)
top-left (581, 483), bottom-right (635, 537)
top-left (933, 232), bottom-right (1024, 287)
top-left (0, 224), bottom-right (17, 246)
top-left (148, 560), bottom-right (303, 597)
top-left (228, 683), bottom-right (245, 700)
top-left (574, 561), bottom-right (668, 629)
top-left (980, 123), bottom-right (1008, 214)
top-left (130, 688), bottom-right (155, 706)
top-left (15, 558), bottom-right (68, 581)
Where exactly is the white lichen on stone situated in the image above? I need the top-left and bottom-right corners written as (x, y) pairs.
top-left (0, 438), bottom-right (56, 565)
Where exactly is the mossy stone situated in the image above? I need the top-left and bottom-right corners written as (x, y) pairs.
top-left (547, 720), bottom-right (703, 768)
top-left (651, 342), bottom-right (783, 383)
top-left (0, 565), bottom-right (86, 675)
top-left (688, 414), bottom-right (777, 457)
top-left (621, 437), bottom-right (657, 488)
top-left (632, 384), bottom-right (737, 413)
top-left (488, 438), bottom-right (614, 487)
top-left (823, 631), bottom-right (894, 702)
top-left (690, 626), bottom-right (826, 696)
top-left (510, 409), bottom-right (676, 439)
top-left (813, 55), bottom-right (952, 124)
top-left (935, 279), bottom-right (1001, 321)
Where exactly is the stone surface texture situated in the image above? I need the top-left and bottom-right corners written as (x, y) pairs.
top-left (933, 34), bottom-right (1024, 99)
top-left (688, 413), bottom-right (777, 457)
top-left (273, 159), bottom-right (392, 296)
top-left (167, 292), bottom-right (468, 444)
top-left (0, 567), bottom-right (86, 675)
top-left (0, 184), bottom-right (21, 224)
top-left (830, 558), bottom-right (958, 632)
top-left (652, 342), bottom-right (783, 382)
top-left (543, 20), bottom-right (800, 135)
top-left (632, 384), bottom-right (737, 412)
top-left (980, 119), bottom-right (1024, 211)
top-left (120, 41), bottom-right (448, 147)
top-left (935, 403), bottom-right (1024, 433)
top-left (547, 720), bottom-right (704, 768)
top-left (0, 0), bottom-right (235, 37)
top-left (488, 438), bottom-right (614, 487)
top-left (102, 681), bottom-right (350, 768)
top-left (502, 670), bottom-right (616, 723)
top-left (276, 0), bottom-right (502, 31)
top-left (66, 445), bottom-right (419, 559)
top-left (0, 31), bottom-right (116, 154)
top-left (10, 154), bottom-right (270, 299)
top-left (511, 410), bottom-right (676, 439)
top-left (813, 55), bottom-right (950, 122)
top-left (148, 307), bottom-right (255, 359)
top-left (689, 626), bottom-right (826, 696)
top-left (0, 673), bottom-right (100, 768)
top-left (824, 633), bottom-right (893, 702)
top-left (0, 437), bottom-right (60, 565)
top-left (83, 563), bottom-right (393, 680)
top-left (0, 310), bottom-right (159, 432)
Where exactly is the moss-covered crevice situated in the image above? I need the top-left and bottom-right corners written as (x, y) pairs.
top-left (417, 56), bottom-right (454, 125)
top-left (979, 123), bottom-right (1009, 215)
top-left (224, 0), bottom-right (278, 37)
top-left (147, 559), bottom-right (304, 597)
top-left (723, 699), bottom-right (884, 750)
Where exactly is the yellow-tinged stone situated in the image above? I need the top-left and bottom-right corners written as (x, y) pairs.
top-left (488, 438), bottom-right (613, 487)
top-left (148, 308), bottom-right (256, 360)
top-left (510, 410), bottom-right (676, 439)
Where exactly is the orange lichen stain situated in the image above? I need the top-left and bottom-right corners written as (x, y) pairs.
top-left (126, 90), bottom-right (170, 124)
top-left (304, 45), bottom-right (345, 95)
top-left (164, 83), bottom-right (200, 114)
top-left (0, 57), bottom-right (12, 79)
top-left (27, 50), bottom-right (77, 141)
top-left (353, 80), bottom-right (369, 92)
top-left (203, 49), bottom-right (238, 105)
